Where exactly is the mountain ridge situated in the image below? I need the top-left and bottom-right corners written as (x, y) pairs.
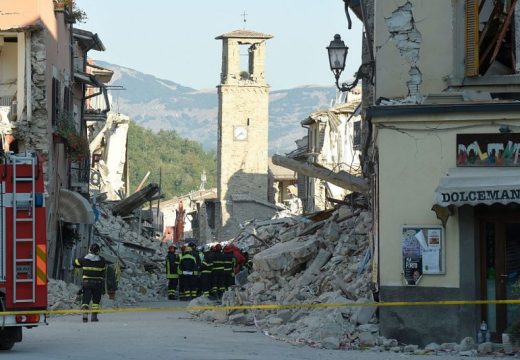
top-left (98, 60), bottom-right (338, 153)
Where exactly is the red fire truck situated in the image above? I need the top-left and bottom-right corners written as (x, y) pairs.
top-left (0, 153), bottom-right (47, 350)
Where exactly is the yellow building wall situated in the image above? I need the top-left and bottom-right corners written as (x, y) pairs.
top-left (374, 0), bottom-right (454, 99)
top-left (377, 116), bottom-right (518, 287)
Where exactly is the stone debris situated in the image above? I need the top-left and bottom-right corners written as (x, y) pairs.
top-left (47, 279), bottom-right (81, 310)
top-left (48, 201), bottom-right (168, 310)
top-left (189, 203), bottom-right (520, 357)
top-left (191, 204), bottom-right (378, 350)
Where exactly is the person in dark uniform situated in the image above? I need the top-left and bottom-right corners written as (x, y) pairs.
top-left (165, 245), bottom-right (180, 300)
top-left (199, 246), bottom-right (213, 297)
top-left (179, 246), bottom-right (198, 300)
top-left (222, 245), bottom-right (236, 289)
top-left (243, 251), bottom-right (253, 273)
top-left (74, 243), bottom-right (107, 323)
top-left (211, 244), bottom-right (225, 299)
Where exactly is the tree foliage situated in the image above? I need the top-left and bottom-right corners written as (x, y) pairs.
top-left (127, 121), bottom-right (216, 198)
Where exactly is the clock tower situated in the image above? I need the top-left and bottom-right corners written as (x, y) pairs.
top-left (215, 29), bottom-right (274, 241)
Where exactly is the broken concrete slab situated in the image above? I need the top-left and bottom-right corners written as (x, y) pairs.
top-left (477, 342), bottom-right (493, 354)
top-left (253, 235), bottom-right (320, 277)
top-left (459, 336), bottom-right (476, 351)
top-left (351, 298), bottom-right (377, 325)
top-left (358, 331), bottom-right (377, 347)
top-left (299, 249), bottom-right (332, 285)
top-left (228, 313), bottom-right (253, 325)
top-left (321, 336), bottom-right (341, 349)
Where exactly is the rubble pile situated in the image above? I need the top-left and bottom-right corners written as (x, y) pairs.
top-left (92, 203), bottom-right (168, 304)
top-left (190, 207), bottom-right (512, 356)
top-left (48, 202), bottom-right (168, 310)
top-left (191, 205), bottom-right (378, 350)
top-left (97, 204), bottom-right (166, 286)
top-left (231, 213), bottom-right (311, 254)
top-left (48, 279), bottom-right (81, 310)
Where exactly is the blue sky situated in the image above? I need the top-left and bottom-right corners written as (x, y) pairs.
top-left (76, 0), bottom-right (363, 91)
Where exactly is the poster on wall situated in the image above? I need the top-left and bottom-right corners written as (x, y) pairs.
top-left (423, 229), bottom-right (441, 273)
top-left (401, 226), bottom-right (443, 286)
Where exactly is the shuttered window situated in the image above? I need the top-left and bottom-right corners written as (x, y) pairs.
top-left (353, 120), bottom-right (362, 150)
top-left (464, 0), bottom-right (479, 77)
top-left (63, 86), bottom-right (70, 112)
top-left (465, 0), bottom-right (518, 76)
top-left (51, 78), bottom-right (61, 126)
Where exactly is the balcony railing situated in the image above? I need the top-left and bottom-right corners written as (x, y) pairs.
top-left (69, 161), bottom-right (90, 192)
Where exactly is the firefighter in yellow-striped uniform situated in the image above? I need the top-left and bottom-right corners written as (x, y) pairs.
top-left (74, 243), bottom-right (107, 323)
top-left (199, 246), bottom-right (213, 297)
top-left (179, 246), bottom-right (198, 300)
top-left (211, 244), bottom-right (226, 299)
top-left (165, 245), bottom-right (180, 300)
top-left (222, 246), bottom-right (236, 290)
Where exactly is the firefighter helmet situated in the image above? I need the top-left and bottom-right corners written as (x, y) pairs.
top-left (168, 245), bottom-right (176, 252)
top-left (89, 243), bottom-right (100, 255)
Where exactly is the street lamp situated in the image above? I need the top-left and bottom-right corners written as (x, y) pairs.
top-left (327, 34), bottom-right (373, 92)
top-left (327, 34), bottom-right (349, 86)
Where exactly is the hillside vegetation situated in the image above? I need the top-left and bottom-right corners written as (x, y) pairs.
top-left (127, 121), bottom-right (216, 198)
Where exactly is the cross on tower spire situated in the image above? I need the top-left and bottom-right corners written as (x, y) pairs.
top-left (241, 11), bottom-right (248, 28)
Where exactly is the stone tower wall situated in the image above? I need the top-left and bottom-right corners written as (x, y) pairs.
top-left (216, 33), bottom-right (273, 241)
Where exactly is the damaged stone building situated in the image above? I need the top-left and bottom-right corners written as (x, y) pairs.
top-left (88, 111), bottom-right (130, 201)
top-left (267, 158), bottom-right (297, 207)
top-left (0, 1), bottom-right (110, 280)
top-left (346, 0), bottom-right (520, 346)
top-left (286, 87), bottom-right (363, 213)
top-left (158, 188), bottom-right (217, 244)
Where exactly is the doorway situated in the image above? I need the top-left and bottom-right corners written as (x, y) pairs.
top-left (479, 206), bottom-right (520, 337)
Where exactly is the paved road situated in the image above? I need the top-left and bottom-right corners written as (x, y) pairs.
top-left (8, 300), bottom-right (500, 360)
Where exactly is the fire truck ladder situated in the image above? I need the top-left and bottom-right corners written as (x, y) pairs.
top-left (11, 154), bottom-right (36, 304)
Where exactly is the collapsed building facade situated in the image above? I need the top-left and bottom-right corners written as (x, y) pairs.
top-left (88, 111), bottom-right (130, 201)
top-left (158, 188), bottom-right (217, 244)
top-left (287, 87), bottom-right (363, 213)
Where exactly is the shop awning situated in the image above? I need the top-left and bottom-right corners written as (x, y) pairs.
top-left (59, 189), bottom-right (95, 224)
top-left (433, 167), bottom-right (520, 207)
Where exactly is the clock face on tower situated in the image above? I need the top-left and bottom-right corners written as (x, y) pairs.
top-left (233, 126), bottom-right (248, 141)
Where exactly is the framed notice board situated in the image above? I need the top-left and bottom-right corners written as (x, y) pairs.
top-left (401, 225), bottom-right (444, 286)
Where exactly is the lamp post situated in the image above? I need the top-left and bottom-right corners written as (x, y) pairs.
top-left (327, 34), bottom-right (349, 88)
top-left (327, 34), bottom-right (373, 92)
